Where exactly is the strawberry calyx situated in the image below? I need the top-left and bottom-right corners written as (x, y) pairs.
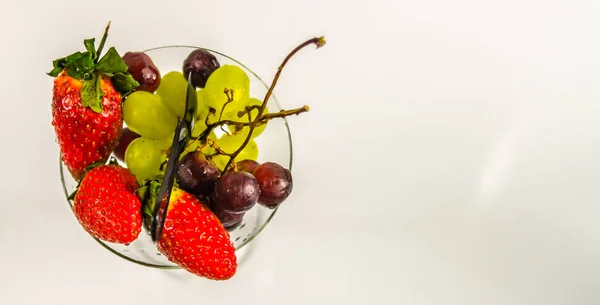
top-left (136, 178), bottom-right (189, 232)
top-left (47, 21), bottom-right (139, 113)
top-left (136, 178), bottom-right (165, 228)
top-left (66, 157), bottom-right (120, 200)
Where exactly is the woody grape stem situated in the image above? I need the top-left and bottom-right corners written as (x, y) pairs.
top-left (221, 36), bottom-right (326, 173)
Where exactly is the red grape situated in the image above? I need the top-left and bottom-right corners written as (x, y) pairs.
top-left (253, 162), bottom-right (293, 208)
top-left (122, 51), bottom-right (161, 93)
top-left (209, 194), bottom-right (244, 230)
top-left (114, 127), bottom-right (140, 161)
top-left (213, 172), bottom-right (260, 214)
top-left (182, 49), bottom-right (220, 88)
top-left (175, 151), bottom-right (220, 196)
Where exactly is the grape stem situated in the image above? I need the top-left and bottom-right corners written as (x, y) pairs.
top-left (183, 36), bottom-right (325, 173)
top-left (187, 105), bottom-right (310, 151)
top-left (218, 89), bottom-right (235, 122)
top-left (221, 36), bottom-right (325, 173)
top-left (218, 89), bottom-right (235, 135)
top-left (237, 105), bottom-right (261, 118)
top-left (206, 138), bottom-right (232, 156)
top-left (257, 105), bottom-right (310, 124)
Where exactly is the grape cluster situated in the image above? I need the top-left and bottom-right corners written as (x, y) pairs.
top-left (114, 47), bottom-right (300, 230)
top-left (179, 157), bottom-right (293, 229)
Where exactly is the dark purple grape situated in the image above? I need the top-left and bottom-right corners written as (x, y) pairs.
top-left (175, 151), bottom-right (220, 196)
top-left (209, 195), bottom-right (244, 230)
top-left (253, 162), bottom-right (293, 208)
top-left (182, 49), bottom-right (220, 88)
top-left (122, 51), bottom-right (161, 93)
top-left (228, 160), bottom-right (260, 174)
top-left (114, 127), bottom-right (140, 161)
top-left (213, 172), bottom-right (260, 214)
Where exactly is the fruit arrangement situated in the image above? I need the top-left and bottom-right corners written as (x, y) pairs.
top-left (49, 22), bottom-right (324, 280)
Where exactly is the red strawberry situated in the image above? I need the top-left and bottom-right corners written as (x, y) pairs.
top-left (48, 23), bottom-right (139, 181)
top-left (52, 72), bottom-right (123, 180)
top-left (73, 164), bottom-right (142, 244)
top-left (141, 182), bottom-right (237, 280)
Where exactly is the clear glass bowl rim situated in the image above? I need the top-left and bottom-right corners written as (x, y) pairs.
top-left (59, 45), bottom-right (294, 269)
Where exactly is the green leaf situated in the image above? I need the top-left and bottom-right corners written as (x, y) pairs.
top-left (95, 47), bottom-right (128, 75)
top-left (47, 57), bottom-right (67, 77)
top-left (62, 51), bottom-right (95, 80)
top-left (84, 160), bottom-right (107, 172)
top-left (96, 22), bottom-right (111, 59)
top-left (81, 74), bottom-right (104, 113)
top-left (47, 50), bottom-right (95, 79)
top-left (67, 189), bottom-right (78, 201)
top-left (135, 186), bottom-right (153, 217)
top-left (84, 38), bottom-right (97, 60)
top-left (111, 72), bottom-right (140, 95)
top-left (64, 51), bottom-right (84, 62)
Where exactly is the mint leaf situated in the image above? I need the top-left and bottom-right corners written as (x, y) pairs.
top-left (84, 38), bottom-right (97, 60)
top-left (81, 74), bottom-right (104, 113)
top-left (47, 57), bottom-right (67, 77)
top-left (112, 72), bottom-right (140, 95)
top-left (95, 47), bottom-right (128, 75)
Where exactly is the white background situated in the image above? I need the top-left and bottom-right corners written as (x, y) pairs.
top-left (1, 0), bottom-right (600, 304)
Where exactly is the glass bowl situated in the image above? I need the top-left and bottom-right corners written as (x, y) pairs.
top-left (59, 45), bottom-right (293, 268)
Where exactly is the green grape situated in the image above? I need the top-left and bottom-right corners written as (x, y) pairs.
top-left (156, 71), bottom-right (188, 118)
top-left (211, 134), bottom-right (259, 171)
top-left (123, 91), bottom-right (178, 140)
top-left (192, 89), bottom-right (211, 137)
top-left (196, 88), bottom-right (207, 114)
top-left (154, 135), bottom-right (174, 152)
top-left (154, 135), bottom-right (173, 166)
top-left (204, 65), bottom-right (250, 120)
top-left (199, 141), bottom-right (216, 156)
top-left (236, 138), bottom-right (259, 162)
top-left (125, 137), bottom-right (164, 183)
top-left (224, 97), bottom-right (269, 139)
top-left (216, 133), bottom-right (246, 152)
top-left (191, 119), bottom-right (207, 138)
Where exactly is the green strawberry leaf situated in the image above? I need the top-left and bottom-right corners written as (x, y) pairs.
top-left (63, 51), bottom-right (95, 80)
top-left (95, 47), bottom-right (128, 75)
top-left (81, 74), bottom-right (105, 113)
top-left (96, 22), bottom-right (111, 60)
top-left (64, 51), bottom-right (84, 62)
top-left (136, 179), bottom-right (164, 228)
top-left (111, 72), bottom-right (140, 95)
top-left (67, 189), bottom-right (78, 201)
top-left (47, 57), bottom-right (67, 77)
top-left (84, 160), bottom-right (104, 172)
top-left (48, 23), bottom-right (141, 104)
top-left (135, 186), bottom-right (153, 217)
top-left (47, 51), bottom-right (94, 79)
top-left (84, 38), bottom-right (97, 61)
